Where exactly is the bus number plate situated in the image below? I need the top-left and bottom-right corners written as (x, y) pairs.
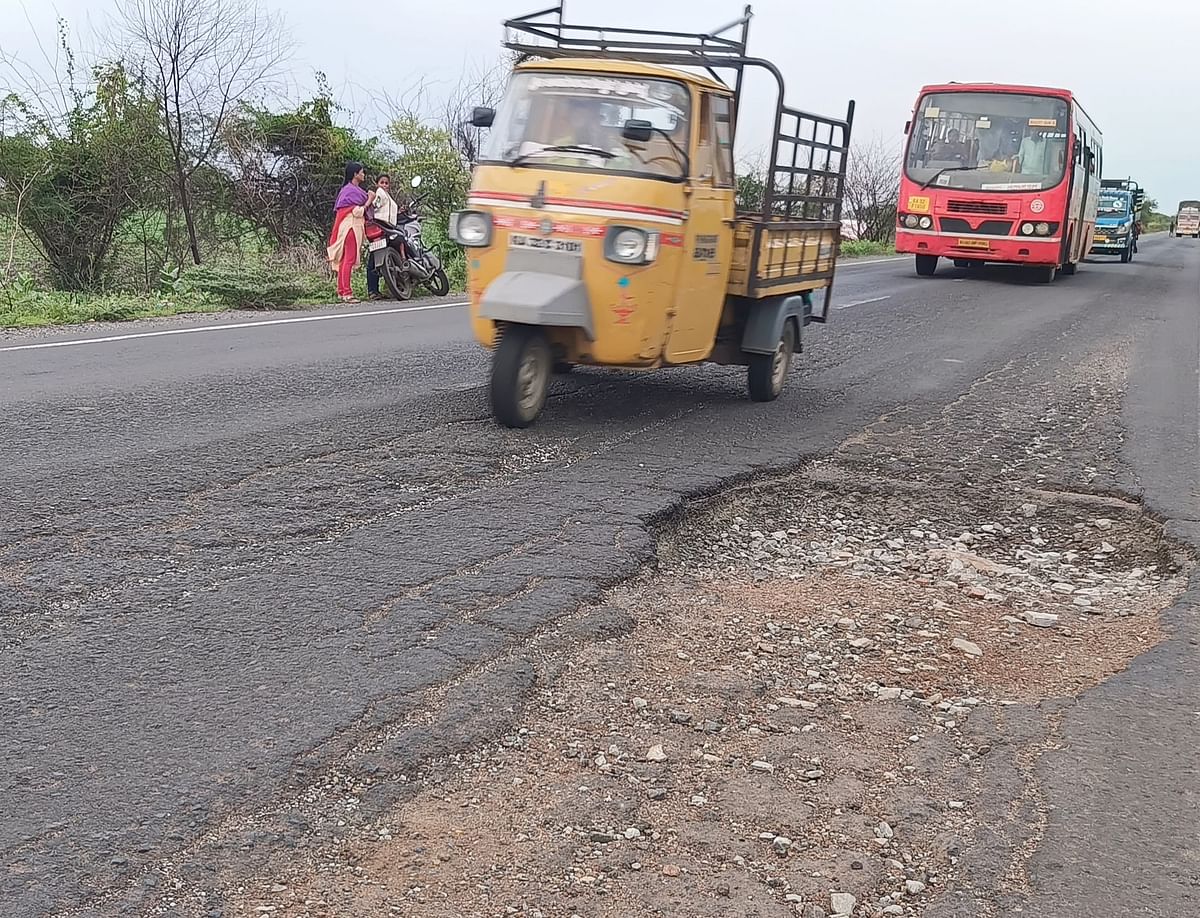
top-left (956, 239), bottom-right (990, 249)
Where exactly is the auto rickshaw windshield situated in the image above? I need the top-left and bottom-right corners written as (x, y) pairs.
top-left (480, 71), bottom-right (691, 180)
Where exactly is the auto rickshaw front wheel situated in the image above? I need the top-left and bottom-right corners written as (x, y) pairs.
top-left (491, 324), bottom-right (551, 428)
top-left (747, 319), bottom-right (796, 403)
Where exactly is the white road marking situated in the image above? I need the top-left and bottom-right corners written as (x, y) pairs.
top-left (0, 301), bottom-right (468, 353)
top-left (835, 295), bottom-right (891, 310)
top-left (840, 256), bottom-right (908, 268)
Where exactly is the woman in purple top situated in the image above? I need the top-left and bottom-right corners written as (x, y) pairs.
top-left (327, 162), bottom-right (375, 302)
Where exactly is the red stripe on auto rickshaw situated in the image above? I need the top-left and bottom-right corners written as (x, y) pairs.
top-left (493, 215), bottom-right (606, 237)
top-left (469, 190), bottom-right (685, 221)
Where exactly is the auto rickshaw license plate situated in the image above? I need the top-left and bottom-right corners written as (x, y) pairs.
top-left (956, 239), bottom-right (989, 249)
top-left (510, 233), bottom-right (583, 254)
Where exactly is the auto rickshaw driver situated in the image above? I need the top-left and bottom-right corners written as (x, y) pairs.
top-left (538, 97), bottom-right (641, 172)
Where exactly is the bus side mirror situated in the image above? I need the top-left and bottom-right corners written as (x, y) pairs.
top-left (622, 119), bottom-right (654, 143)
top-left (471, 106), bottom-right (495, 128)
top-left (904, 120), bottom-right (911, 134)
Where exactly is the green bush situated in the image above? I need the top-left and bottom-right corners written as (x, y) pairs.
top-left (0, 272), bottom-right (220, 328)
top-left (421, 220), bottom-right (466, 292)
top-left (841, 239), bottom-right (895, 258)
top-left (172, 264), bottom-right (312, 309)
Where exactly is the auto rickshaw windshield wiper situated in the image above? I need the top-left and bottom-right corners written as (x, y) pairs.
top-left (658, 130), bottom-right (690, 178)
top-left (505, 144), bottom-right (616, 167)
top-left (919, 165), bottom-right (981, 190)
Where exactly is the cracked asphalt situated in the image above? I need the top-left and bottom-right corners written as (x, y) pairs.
top-left (2, 237), bottom-right (1198, 917)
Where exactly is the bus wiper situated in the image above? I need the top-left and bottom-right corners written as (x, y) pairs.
top-left (919, 165), bottom-right (981, 190)
top-left (506, 145), bottom-right (615, 167)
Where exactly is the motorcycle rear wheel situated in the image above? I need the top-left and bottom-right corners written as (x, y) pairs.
top-left (381, 249), bottom-right (413, 301)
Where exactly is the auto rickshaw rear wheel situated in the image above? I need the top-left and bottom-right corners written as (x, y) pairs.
top-left (747, 318), bottom-right (796, 403)
top-left (491, 324), bottom-right (551, 428)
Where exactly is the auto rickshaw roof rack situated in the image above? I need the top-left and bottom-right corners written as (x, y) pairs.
top-left (503, 4), bottom-right (754, 86)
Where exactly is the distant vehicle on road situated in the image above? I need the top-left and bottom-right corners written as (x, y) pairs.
top-left (1090, 179), bottom-right (1144, 263)
top-left (1174, 200), bottom-right (1200, 238)
top-left (895, 82), bottom-right (1102, 283)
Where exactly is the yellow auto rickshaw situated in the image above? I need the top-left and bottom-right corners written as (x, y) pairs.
top-left (450, 5), bottom-right (855, 427)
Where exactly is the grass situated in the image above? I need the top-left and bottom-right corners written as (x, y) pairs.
top-left (841, 239), bottom-right (896, 258)
top-left (1, 208), bottom-right (465, 329)
top-left (0, 286), bottom-right (228, 329)
top-left (0, 263), bottom-right (343, 329)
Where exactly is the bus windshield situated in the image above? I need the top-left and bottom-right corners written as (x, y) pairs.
top-left (480, 71), bottom-right (691, 181)
top-left (906, 91), bottom-right (1071, 193)
top-left (1098, 193), bottom-right (1130, 215)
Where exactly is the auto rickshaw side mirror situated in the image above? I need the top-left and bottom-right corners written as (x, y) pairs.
top-left (622, 119), bottom-right (654, 143)
top-left (471, 106), bottom-right (496, 128)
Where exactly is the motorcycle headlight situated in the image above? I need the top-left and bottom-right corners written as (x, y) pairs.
top-left (605, 226), bottom-right (659, 265)
top-left (450, 210), bottom-right (492, 247)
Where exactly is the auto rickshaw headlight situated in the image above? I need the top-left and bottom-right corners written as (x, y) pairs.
top-left (451, 210), bottom-right (492, 247)
top-left (605, 226), bottom-right (659, 265)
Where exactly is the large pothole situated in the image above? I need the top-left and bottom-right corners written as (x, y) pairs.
top-left (231, 459), bottom-right (1188, 918)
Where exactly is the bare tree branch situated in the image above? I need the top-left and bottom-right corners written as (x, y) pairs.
top-left (844, 135), bottom-right (901, 243)
top-left (114, 0), bottom-right (291, 264)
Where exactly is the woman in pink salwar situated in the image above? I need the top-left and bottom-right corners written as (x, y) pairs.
top-left (327, 162), bottom-right (375, 302)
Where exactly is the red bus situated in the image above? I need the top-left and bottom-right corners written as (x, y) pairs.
top-left (896, 83), bottom-right (1101, 283)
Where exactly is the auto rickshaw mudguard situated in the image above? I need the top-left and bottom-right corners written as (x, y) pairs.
top-left (478, 247), bottom-right (594, 341)
top-left (740, 292), bottom-right (812, 355)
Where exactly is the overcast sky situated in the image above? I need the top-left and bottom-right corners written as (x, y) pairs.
top-left (3, 0), bottom-right (1198, 210)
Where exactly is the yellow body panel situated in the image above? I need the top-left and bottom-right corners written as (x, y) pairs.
top-left (727, 221), bottom-right (838, 298)
top-left (464, 168), bottom-right (689, 366)
top-left (514, 57), bottom-right (729, 94)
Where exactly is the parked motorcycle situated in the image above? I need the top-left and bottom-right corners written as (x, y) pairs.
top-left (365, 176), bottom-right (451, 301)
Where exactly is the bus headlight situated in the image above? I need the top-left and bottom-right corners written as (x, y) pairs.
top-left (450, 210), bottom-right (492, 247)
top-left (903, 214), bottom-right (920, 229)
top-left (605, 226), bottom-right (659, 265)
top-left (918, 215), bottom-right (933, 229)
top-left (1035, 222), bottom-right (1051, 236)
top-left (1021, 222), bottom-right (1035, 235)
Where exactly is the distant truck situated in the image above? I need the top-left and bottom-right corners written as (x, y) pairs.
top-left (1090, 179), bottom-right (1144, 263)
top-left (1175, 201), bottom-right (1200, 238)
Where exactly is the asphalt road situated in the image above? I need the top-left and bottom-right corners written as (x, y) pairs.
top-left (2, 237), bottom-right (1198, 917)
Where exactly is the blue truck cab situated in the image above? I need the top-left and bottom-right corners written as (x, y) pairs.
top-left (1090, 179), bottom-right (1144, 263)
